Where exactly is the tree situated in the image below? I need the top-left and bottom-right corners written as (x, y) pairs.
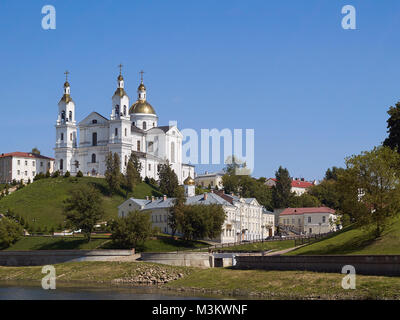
top-left (158, 163), bottom-right (179, 197)
top-left (168, 186), bottom-right (186, 236)
top-left (338, 146), bottom-right (400, 237)
top-left (309, 179), bottom-right (342, 210)
top-left (63, 185), bottom-right (105, 242)
top-left (105, 152), bottom-right (122, 195)
top-left (0, 217), bottom-right (23, 249)
top-left (383, 102), bottom-right (400, 153)
top-left (290, 193), bottom-right (321, 208)
top-left (125, 152), bottom-right (142, 192)
top-left (31, 147), bottom-right (40, 155)
top-left (325, 166), bottom-right (345, 181)
top-left (272, 166), bottom-right (292, 208)
top-left (111, 210), bottom-right (153, 248)
top-left (177, 204), bottom-right (226, 241)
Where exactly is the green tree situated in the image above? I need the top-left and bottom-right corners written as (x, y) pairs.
top-left (272, 166), bottom-right (292, 208)
top-left (177, 204), bottom-right (226, 240)
top-left (63, 185), bottom-right (105, 242)
top-left (309, 179), bottom-right (342, 209)
top-left (168, 186), bottom-right (186, 236)
top-left (290, 193), bottom-right (321, 208)
top-left (325, 166), bottom-right (345, 181)
top-left (0, 217), bottom-right (23, 249)
top-left (158, 163), bottom-right (179, 197)
top-left (125, 152), bottom-right (142, 192)
top-left (111, 210), bottom-right (153, 249)
top-left (105, 152), bottom-right (122, 195)
top-left (383, 102), bottom-right (400, 153)
top-left (338, 146), bottom-right (400, 237)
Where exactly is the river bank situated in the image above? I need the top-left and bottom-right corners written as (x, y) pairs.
top-left (0, 261), bottom-right (400, 300)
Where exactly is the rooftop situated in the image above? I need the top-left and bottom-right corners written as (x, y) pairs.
top-left (280, 207), bottom-right (336, 216)
top-left (0, 152), bottom-right (55, 161)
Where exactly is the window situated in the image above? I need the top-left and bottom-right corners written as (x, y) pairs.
top-left (148, 141), bottom-right (153, 152)
top-left (61, 133), bottom-right (64, 141)
top-left (32, 161), bottom-right (35, 166)
top-left (32, 171), bottom-right (35, 176)
top-left (92, 119), bottom-right (97, 124)
top-left (17, 170), bottom-right (20, 175)
top-left (17, 160), bottom-right (20, 165)
top-left (70, 133), bottom-right (73, 141)
top-left (125, 128), bottom-right (127, 137)
top-left (125, 155), bottom-right (127, 166)
top-left (40, 162), bottom-right (43, 167)
top-left (61, 111), bottom-right (65, 120)
top-left (115, 105), bottom-right (120, 116)
top-left (92, 132), bottom-right (97, 146)
top-left (137, 140), bottom-right (141, 151)
top-left (143, 122), bottom-right (147, 130)
top-left (123, 105), bottom-right (127, 116)
top-left (322, 216), bottom-right (326, 223)
top-left (171, 142), bottom-right (175, 163)
top-left (115, 128), bottom-right (118, 137)
top-left (91, 154), bottom-right (96, 163)
top-left (309, 228), bottom-right (312, 234)
top-left (25, 161), bottom-right (28, 166)
top-left (149, 164), bottom-right (151, 171)
top-left (308, 216), bottom-right (311, 223)
top-left (60, 159), bottom-right (63, 170)
top-left (69, 111), bottom-right (72, 121)
top-left (25, 171), bottom-right (27, 176)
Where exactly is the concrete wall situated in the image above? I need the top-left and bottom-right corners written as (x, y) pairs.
top-left (235, 255), bottom-right (400, 276)
top-left (0, 249), bottom-right (135, 266)
top-left (141, 252), bottom-right (213, 268)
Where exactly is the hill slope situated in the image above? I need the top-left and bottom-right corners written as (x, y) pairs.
top-left (0, 177), bottom-right (162, 229)
top-left (287, 216), bottom-right (400, 255)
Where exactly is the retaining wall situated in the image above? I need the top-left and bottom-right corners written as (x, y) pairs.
top-left (0, 249), bottom-right (135, 266)
top-left (140, 252), bottom-right (213, 268)
top-left (235, 255), bottom-right (400, 276)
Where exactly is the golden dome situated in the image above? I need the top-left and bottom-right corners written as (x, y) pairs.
top-left (184, 176), bottom-right (195, 186)
top-left (129, 100), bottom-right (156, 114)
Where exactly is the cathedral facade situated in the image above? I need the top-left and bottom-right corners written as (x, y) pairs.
top-left (54, 71), bottom-right (195, 184)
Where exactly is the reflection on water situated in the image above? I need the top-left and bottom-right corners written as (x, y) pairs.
top-left (0, 282), bottom-right (224, 300)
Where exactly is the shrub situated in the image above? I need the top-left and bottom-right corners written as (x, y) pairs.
top-left (0, 217), bottom-right (23, 249)
top-left (76, 171), bottom-right (83, 178)
top-left (51, 170), bottom-right (60, 178)
top-left (64, 171), bottom-right (71, 178)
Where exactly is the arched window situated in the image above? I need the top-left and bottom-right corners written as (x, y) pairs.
top-left (60, 159), bottom-right (64, 170)
top-left (92, 132), bottom-right (97, 146)
top-left (171, 142), bottom-right (175, 163)
top-left (124, 155), bottom-right (127, 166)
top-left (61, 111), bottom-right (65, 120)
top-left (125, 128), bottom-right (127, 137)
top-left (70, 133), bottom-right (73, 141)
top-left (123, 105), bottom-right (127, 116)
top-left (115, 128), bottom-right (118, 137)
top-left (137, 140), bottom-right (141, 152)
top-left (69, 111), bottom-right (72, 121)
top-left (143, 121), bottom-right (147, 130)
top-left (153, 122), bottom-right (155, 127)
top-left (61, 133), bottom-right (64, 141)
top-left (115, 105), bottom-right (120, 116)
top-left (91, 154), bottom-right (96, 163)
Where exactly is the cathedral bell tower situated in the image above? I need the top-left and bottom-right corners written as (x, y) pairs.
top-left (55, 71), bottom-right (77, 174)
top-left (111, 64), bottom-right (130, 120)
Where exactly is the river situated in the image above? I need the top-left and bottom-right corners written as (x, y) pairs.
top-left (0, 282), bottom-right (227, 300)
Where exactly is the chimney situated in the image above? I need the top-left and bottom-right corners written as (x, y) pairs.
top-left (163, 195), bottom-right (167, 201)
top-left (204, 193), bottom-right (208, 200)
top-left (146, 196), bottom-right (149, 200)
top-left (211, 189), bottom-right (214, 193)
top-left (151, 196), bottom-right (155, 202)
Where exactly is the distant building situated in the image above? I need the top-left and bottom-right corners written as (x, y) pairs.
top-left (194, 171), bottom-right (224, 190)
top-left (0, 152), bottom-right (55, 183)
top-left (118, 178), bottom-right (275, 244)
top-left (265, 178), bottom-right (317, 196)
top-left (279, 207), bottom-right (338, 235)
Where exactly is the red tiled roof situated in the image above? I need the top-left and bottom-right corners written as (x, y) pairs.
top-left (280, 207), bottom-right (335, 216)
top-left (0, 152), bottom-right (55, 161)
top-left (267, 178), bottom-right (313, 189)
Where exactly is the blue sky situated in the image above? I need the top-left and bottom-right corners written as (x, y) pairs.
top-left (1, 0), bottom-right (400, 180)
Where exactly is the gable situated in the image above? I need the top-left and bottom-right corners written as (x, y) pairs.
top-left (78, 112), bottom-right (109, 126)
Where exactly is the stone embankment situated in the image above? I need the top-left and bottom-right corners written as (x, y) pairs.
top-left (111, 264), bottom-right (189, 285)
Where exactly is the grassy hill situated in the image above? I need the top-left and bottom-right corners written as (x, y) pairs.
top-left (287, 216), bottom-right (400, 255)
top-left (0, 177), bottom-right (162, 229)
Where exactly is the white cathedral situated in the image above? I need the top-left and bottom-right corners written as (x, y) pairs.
top-left (54, 70), bottom-right (195, 184)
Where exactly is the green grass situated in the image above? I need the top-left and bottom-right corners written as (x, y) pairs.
top-left (0, 177), bottom-right (161, 229)
top-left (5, 235), bottom-right (208, 252)
top-left (208, 240), bottom-right (295, 253)
top-left (5, 236), bottom-right (110, 251)
top-left (0, 262), bottom-right (399, 299)
top-left (287, 216), bottom-right (400, 255)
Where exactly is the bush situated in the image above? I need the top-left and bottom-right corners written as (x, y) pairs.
top-left (45, 170), bottom-right (51, 178)
top-left (64, 171), bottom-right (71, 178)
top-left (111, 210), bottom-right (153, 249)
top-left (0, 217), bottom-right (23, 249)
top-left (52, 170), bottom-right (60, 178)
top-left (34, 173), bottom-right (46, 181)
top-left (76, 171), bottom-right (83, 178)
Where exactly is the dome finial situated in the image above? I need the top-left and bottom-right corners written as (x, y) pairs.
top-left (118, 63), bottom-right (123, 76)
top-left (64, 70), bottom-right (70, 87)
top-left (139, 70), bottom-right (145, 84)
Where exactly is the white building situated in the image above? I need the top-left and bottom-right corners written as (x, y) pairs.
top-left (279, 207), bottom-right (338, 235)
top-left (0, 152), bottom-right (54, 183)
top-left (194, 171), bottom-right (224, 190)
top-left (265, 178), bottom-right (316, 196)
top-left (118, 178), bottom-right (275, 244)
top-left (54, 70), bottom-right (194, 184)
